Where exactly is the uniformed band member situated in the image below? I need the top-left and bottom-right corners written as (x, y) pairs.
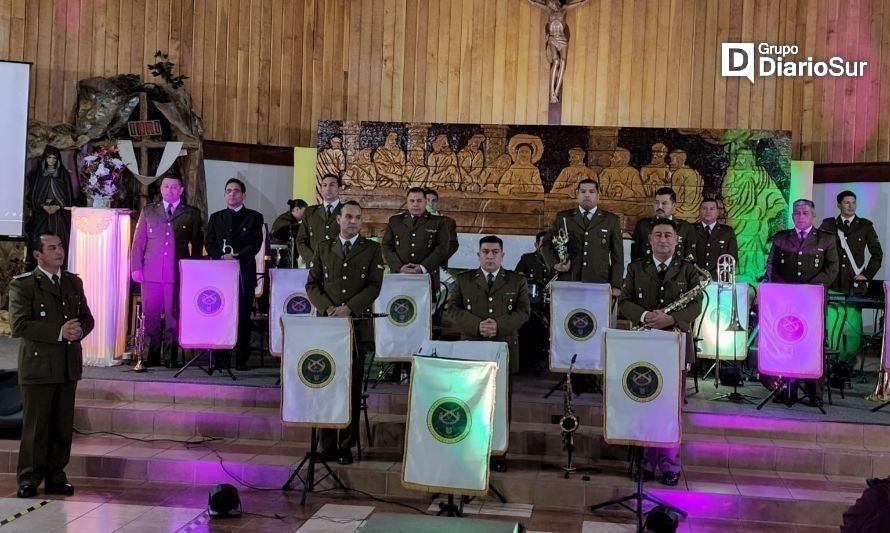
top-left (271, 198), bottom-right (307, 245)
top-left (382, 187), bottom-right (452, 294)
top-left (296, 174), bottom-right (342, 263)
top-left (544, 179), bottom-right (624, 294)
top-left (130, 175), bottom-right (204, 366)
top-left (515, 231), bottom-right (552, 374)
top-left (618, 218), bottom-right (704, 486)
top-left (445, 235), bottom-right (531, 471)
top-left (819, 190), bottom-right (883, 368)
top-left (766, 199), bottom-right (839, 407)
top-left (689, 198), bottom-right (738, 279)
top-left (306, 200), bottom-right (384, 465)
top-left (631, 187), bottom-right (695, 262)
top-left (9, 232), bottom-right (94, 498)
top-left (205, 178), bottom-right (265, 371)
top-left (515, 231), bottom-right (553, 303)
top-left (424, 188), bottom-right (459, 264)
top-left (818, 190), bottom-right (882, 295)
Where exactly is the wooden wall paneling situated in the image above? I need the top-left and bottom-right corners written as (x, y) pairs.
top-left (617, 0), bottom-right (635, 126)
top-left (606, 0), bottom-right (623, 126)
top-left (434, 0), bottom-right (450, 123)
top-left (584, 1), bottom-right (601, 125)
top-left (640, 0), bottom-right (657, 126)
top-left (32, 0), bottom-right (52, 121)
top-left (257, 0), bottom-right (273, 144)
top-left (759, 0), bottom-right (780, 131)
top-left (0, 0), bottom-right (11, 60)
top-left (479, 0), bottom-right (494, 124)
top-left (713, 0), bottom-right (731, 129)
top-left (143, 0), bottom-right (157, 78)
top-left (490, 0), bottom-right (506, 125)
top-left (514, 1), bottom-right (530, 124)
top-left (310, 0), bottom-right (325, 145)
top-left (268, 0), bottom-right (283, 145)
top-left (345, 0), bottom-right (361, 121)
top-left (700, 0), bottom-right (717, 128)
top-left (854, 0), bottom-right (874, 161)
top-left (201, 0), bottom-right (218, 138)
top-left (277, 0), bottom-right (294, 143)
top-left (400, 0), bottom-right (417, 121)
top-left (380, 0), bottom-right (396, 122)
top-left (735, 0), bottom-right (754, 130)
top-left (879, 0), bottom-right (890, 161)
top-left (595, 0), bottom-right (613, 126)
top-left (676, 0), bottom-right (695, 127)
top-left (155, 0), bottom-right (171, 74)
top-left (189, 0), bottom-right (205, 131)
top-left (664, 0), bottom-right (682, 128)
top-left (812, 0), bottom-right (830, 163)
top-left (564, 3), bottom-right (586, 124)
top-left (298, 0), bottom-right (314, 146)
top-left (415, 0), bottom-right (432, 123)
top-left (865, 0), bottom-right (883, 160)
top-left (117, 0), bottom-right (133, 79)
top-left (470, 0), bottom-right (485, 123)
top-left (825, 0), bottom-right (842, 163)
top-left (423, 0), bottom-right (438, 123)
top-left (798, 0), bottom-right (818, 160)
top-left (723, 0), bottom-right (742, 129)
top-left (61, 0), bottom-right (80, 121)
top-left (843, 0), bottom-right (862, 162)
top-left (9, 0), bottom-right (25, 61)
top-left (628, 0), bottom-right (646, 126)
top-left (391, 0), bottom-right (407, 122)
top-left (446, 0), bottom-right (463, 124)
top-left (652, 0), bottom-right (672, 127)
top-left (780, 0), bottom-right (797, 132)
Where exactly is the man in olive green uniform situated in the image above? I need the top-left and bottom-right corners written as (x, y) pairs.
top-left (688, 198), bottom-right (739, 279)
top-left (296, 174), bottom-right (343, 263)
top-left (544, 179), bottom-right (624, 294)
top-left (619, 219), bottom-right (705, 487)
top-left (130, 175), bottom-right (204, 366)
top-left (9, 232), bottom-right (94, 498)
top-left (766, 199), bottom-right (839, 407)
top-left (306, 201), bottom-right (384, 465)
top-left (425, 188), bottom-right (459, 264)
top-left (383, 187), bottom-right (452, 292)
top-left (445, 235), bottom-right (531, 472)
top-left (515, 231), bottom-right (552, 374)
top-left (819, 190), bottom-right (883, 367)
top-left (632, 187), bottom-right (695, 262)
top-left (515, 231), bottom-right (553, 302)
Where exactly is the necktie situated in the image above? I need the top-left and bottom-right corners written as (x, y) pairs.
top-left (842, 219), bottom-right (850, 232)
top-left (583, 210), bottom-right (590, 220)
top-left (799, 230), bottom-right (806, 243)
top-left (705, 224), bottom-right (711, 236)
top-left (343, 239), bottom-right (352, 255)
top-left (166, 204), bottom-right (174, 220)
top-left (487, 272), bottom-right (494, 290)
top-left (326, 204), bottom-right (333, 217)
top-left (657, 263), bottom-right (667, 274)
top-left (51, 274), bottom-right (59, 288)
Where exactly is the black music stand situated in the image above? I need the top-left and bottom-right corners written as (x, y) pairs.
top-left (282, 427), bottom-right (348, 505)
top-left (756, 377), bottom-right (826, 414)
top-left (590, 447), bottom-right (686, 532)
top-left (174, 349), bottom-right (236, 380)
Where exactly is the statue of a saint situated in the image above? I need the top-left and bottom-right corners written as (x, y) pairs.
top-left (27, 145), bottom-right (74, 258)
top-left (529, 0), bottom-right (590, 103)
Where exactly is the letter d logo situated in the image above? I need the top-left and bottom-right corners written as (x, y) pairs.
top-left (721, 43), bottom-right (755, 83)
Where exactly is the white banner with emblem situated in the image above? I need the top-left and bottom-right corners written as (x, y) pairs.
top-left (416, 340), bottom-right (508, 455)
top-left (550, 281), bottom-right (611, 373)
top-left (269, 268), bottom-right (314, 356)
top-left (374, 273), bottom-right (432, 361)
top-left (694, 281), bottom-right (749, 360)
top-left (758, 283), bottom-right (825, 379)
top-left (178, 259), bottom-right (239, 349)
top-left (281, 316), bottom-right (352, 428)
top-left (402, 356), bottom-right (497, 496)
top-left (603, 329), bottom-right (682, 447)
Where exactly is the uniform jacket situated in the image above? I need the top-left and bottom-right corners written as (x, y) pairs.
top-left (440, 214), bottom-right (459, 262)
top-left (819, 215), bottom-right (883, 293)
top-left (382, 212), bottom-right (452, 290)
top-left (9, 269), bottom-right (95, 385)
top-left (766, 228), bottom-right (839, 287)
top-left (296, 203), bottom-right (342, 263)
top-left (631, 216), bottom-right (695, 262)
top-left (543, 207), bottom-right (624, 287)
top-left (130, 201), bottom-right (204, 284)
top-left (618, 257), bottom-right (705, 364)
top-left (515, 250), bottom-right (553, 304)
top-left (687, 222), bottom-right (739, 279)
top-left (445, 268), bottom-right (531, 343)
top-left (205, 207), bottom-right (265, 291)
top-left (306, 236), bottom-right (385, 342)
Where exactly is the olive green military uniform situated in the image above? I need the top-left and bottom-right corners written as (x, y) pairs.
top-left (440, 214), bottom-right (459, 264)
top-left (687, 222), bottom-right (739, 280)
top-left (514, 250), bottom-right (553, 304)
top-left (445, 268), bottom-right (531, 371)
top-left (306, 236), bottom-right (384, 454)
top-left (543, 207), bottom-right (624, 288)
top-left (296, 201), bottom-right (342, 264)
top-left (618, 256), bottom-right (704, 477)
top-left (8, 269), bottom-right (94, 490)
top-left (631, 217), bottom-right (695, 262)
top-left (382, 212), bottom-right (452, 294)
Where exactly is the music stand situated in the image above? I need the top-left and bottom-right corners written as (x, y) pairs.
top-left (174, 349), bottom-right (236, 380)
top-left (282, 427), bottom-right (348, 505)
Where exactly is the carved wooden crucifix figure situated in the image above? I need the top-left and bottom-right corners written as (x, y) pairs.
top-left (528, 0), bottom-right (590, 104)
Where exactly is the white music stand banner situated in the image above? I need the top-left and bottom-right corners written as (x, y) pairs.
top-left (178, 259), bottom-right (239, 349)
top-left (281, 316), bottom-right (352, 428)
top-left (402, 356), bottom-right (497, 496)
top-left (758, 283), bottom-right (825, 379)
top-left (374, 273), bottom-right (432, 362)
top-left (416, 340), bottom-right (509, 455)
top-left (603, 329), bottom-right (682, 448)
top-left (694, 281), bottom-right (749, 360)
top-left (269, 268), bottom-right (313, 356)
top-left (550, 281), bottom-right (611, 373)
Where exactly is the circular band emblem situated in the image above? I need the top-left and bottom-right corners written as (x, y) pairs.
top-left (284, 293), bottom-right (312, 315)
top-left (776, 314), bottom-right (807, 344)
top-left (564, 308), bottom-right (596, 341)
top-left (298, 350), bottom-right (335, 388)
top-left (622, 362), bottom-right (663, 403)
top-left (427, 397), bottom-right (472, 444)
top-left (707, 304), bottom-right (732, 327)
top-left (195, 288), bottom-right (224, 316)
top-left (387, 295), bottom-right (417, 327)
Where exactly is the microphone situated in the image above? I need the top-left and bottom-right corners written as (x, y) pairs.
top-left (353, 312), bottom-right (389, 319)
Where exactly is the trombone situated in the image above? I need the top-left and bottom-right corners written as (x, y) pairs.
top-left (714, 254), bottom-right (745, 387)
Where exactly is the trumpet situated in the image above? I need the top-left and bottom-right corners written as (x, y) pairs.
top-left (132, 302), bottom-right (147, 373)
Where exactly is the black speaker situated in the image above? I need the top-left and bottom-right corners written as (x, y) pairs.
top-left (0, 370), bottom-right (23, 437)
top-left (208, 483), bottom-right (241, 518)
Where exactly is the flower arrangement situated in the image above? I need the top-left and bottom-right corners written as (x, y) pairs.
top-left (81, 143), bottom-right (125, 199)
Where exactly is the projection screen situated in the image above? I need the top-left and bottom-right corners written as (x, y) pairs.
top-left (0, 61), bottom-right (31, 238)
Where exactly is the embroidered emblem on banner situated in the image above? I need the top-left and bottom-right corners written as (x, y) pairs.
top-left (776, 314), bottom-right (807, 344)
top-left (284, 293), bottom-right (312, 315)
top-left (427, 397), bottom-right (472, 444)
top-left (298, 350), bottom-right (335, 388)
top-left (564, 308), bottom-right (596, 341)
top-left (387, 295), bottom-right (417, 327)
top-left (195, 288), bottom-right (224, 316)
top-left (622, 362), bottom-right (663, 403)
top-left (708, 303), bottom-right (732, 326)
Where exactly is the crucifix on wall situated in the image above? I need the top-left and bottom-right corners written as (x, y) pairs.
top-left (529, 0), bottom-right (590, 106)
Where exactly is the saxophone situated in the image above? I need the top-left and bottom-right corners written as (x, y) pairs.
top-left (132, 302), bottom-right (147, 372)
top-left (559, 354), bottom-right (579, 434)
top-left (631, 255), bottom-right (711, 331)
